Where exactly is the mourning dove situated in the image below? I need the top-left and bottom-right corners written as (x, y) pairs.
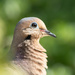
top-left (10, 17), bottom-right (56, 75)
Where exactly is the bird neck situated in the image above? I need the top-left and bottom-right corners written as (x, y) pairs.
top-left (13, 39), bottom-right (47, 75)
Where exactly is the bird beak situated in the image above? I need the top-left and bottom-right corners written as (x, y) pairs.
top-left (45, 30), bottom-right (56, 38)
top-left (41, 29), bottom-right (56, 38)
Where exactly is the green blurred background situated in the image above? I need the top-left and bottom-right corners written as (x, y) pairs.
top-left (0, 0), bottom-right (75, 75)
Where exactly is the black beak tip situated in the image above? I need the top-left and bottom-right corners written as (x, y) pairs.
top-left (54, 35), bottom-right (56, 38)
top-left (52, 34), bottom-right (56, 38)
top-left (49, 32), bottom-right (56, 38)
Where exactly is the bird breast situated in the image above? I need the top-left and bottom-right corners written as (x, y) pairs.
top-left (13, 40), bottom-right (47, 75)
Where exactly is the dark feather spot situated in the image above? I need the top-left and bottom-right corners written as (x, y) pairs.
top-left (25, 35), bottom-right (31, 40)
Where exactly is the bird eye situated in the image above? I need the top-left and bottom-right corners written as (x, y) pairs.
top-left (30, 22), bottom-right (39, 28)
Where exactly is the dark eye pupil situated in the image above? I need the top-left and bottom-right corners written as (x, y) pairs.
top-left (32, 23), bottom-right (37, 27)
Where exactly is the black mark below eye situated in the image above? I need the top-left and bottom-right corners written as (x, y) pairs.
top-left (25, 35), bottom-right (31, 40)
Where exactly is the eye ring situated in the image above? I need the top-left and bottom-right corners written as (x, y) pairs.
top-left (30, 22), bottom-right (39, 28)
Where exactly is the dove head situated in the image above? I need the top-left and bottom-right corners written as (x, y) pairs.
top-left (15, 17), bottom-right (47, 40)
top-left (12, 17), bottom-right (56, 48)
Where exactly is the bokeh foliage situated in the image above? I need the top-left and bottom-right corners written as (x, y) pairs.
top-left (0, 0), bottom-right (75, 75)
